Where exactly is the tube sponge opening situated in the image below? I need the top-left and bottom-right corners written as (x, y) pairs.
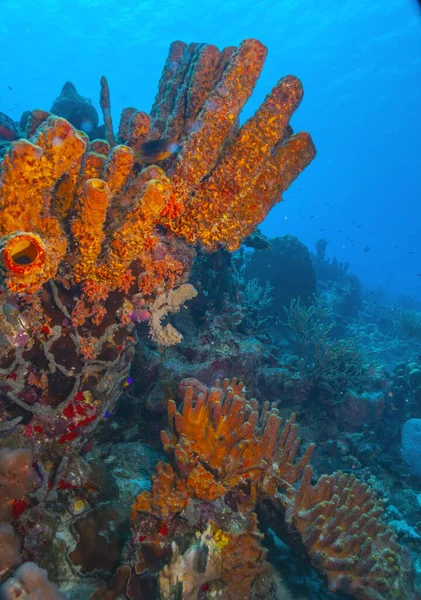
top-left (0, 233), bottom-right (46, 275)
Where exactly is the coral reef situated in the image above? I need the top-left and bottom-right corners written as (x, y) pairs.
top-left (128, 377), bottom-right (314, 599)
top-left (0, 113), bottom-right (18, 142)
top-left (0, 116), bottom-right (193, 470)
top-left (122, 377), bottom-right (416, 600)
top-left (0, 37), bottom-right (314, 463)
top-left (282, 296), bottom-right (380, 397)
top-left (245, 235), bottom-right (316, 317)
top-left (391, 359), bottom-right (421, 415)
top-left (0, 36), bottom-right (315, 596)
top-left (401, 419), bottom-right (421, 477)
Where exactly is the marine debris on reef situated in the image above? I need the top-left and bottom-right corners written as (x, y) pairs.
top-left (0, 37), bottom-right (319, 598)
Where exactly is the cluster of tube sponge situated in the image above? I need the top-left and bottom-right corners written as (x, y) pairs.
top-left (126, 378), bottom-right (416, 600)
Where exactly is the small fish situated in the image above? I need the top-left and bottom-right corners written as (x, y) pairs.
top-left (135, 138), bottom-right (180, 164)
top-left (363, 245), bottom-right (370, 252)
top-left (7, 85), bottom-right (12, 91)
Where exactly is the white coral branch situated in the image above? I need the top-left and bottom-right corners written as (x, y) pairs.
top-left (148, 284), bottom-right (197, 346)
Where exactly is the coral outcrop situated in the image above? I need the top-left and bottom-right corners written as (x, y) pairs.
top-left (50, 81), bottom-right (100, 139)
top-left (125, 378), bottom-right (416, 600)
top-left (281, 467), bottom-right (414, 600)
top-left (0, 37), bottom-right (315, 594)
top-left (245, 235), bottom-right (317, 317)
top-left (0, 449), bottom-right (37, 577)
top-left (128, 377), bottom-right (314, 599)
top-left (0, 561), bottom-right (67, 599)
top-left (0, 38), bottom-right (314, 466)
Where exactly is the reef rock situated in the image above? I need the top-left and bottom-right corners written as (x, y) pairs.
top-left (50, 81), bottom-right (99, 138)
top-left (245, 235), bottom-right (316, 317)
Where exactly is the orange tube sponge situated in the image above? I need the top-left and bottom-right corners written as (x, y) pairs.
top-left (70, 179), bottom-right (111, 282)
top-left (126, 111), bottom-right (151, 152)
top-left (117, 107), bottom-right (137, 144)
top-left (131, 461), bottom-right (189, 520)
top-left (0, 229), bottom-right (65, 295)
top-left (0, 233), bottom-right (46, 279)
top-left (149, 41), bottom-right (197, 140)
top-left (0, 116), bottom-right (86, 235)
top-left (101, 144), bottom-right (135, 194)
top-left (96, 177), bottom-right (172, 287)
top-left (99, 75), bottom-right (117, 147)
top-left (133, 377), bottom-right (314, 526)
top-left (170, 39), bottom-right (267, 190)
top-left (129, 378), bottom-right (316, 599)
top-left (161, 377), bottom-right (314, 496)
top-left (129, 378), bottom-right (416, 600)
top-left (76, 151), bottom-right (107, 193)
top-left (148, 39), bottom-right (316, 250)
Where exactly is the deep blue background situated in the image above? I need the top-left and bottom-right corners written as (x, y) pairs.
top-left (2, 0), bottom-right (420, 300)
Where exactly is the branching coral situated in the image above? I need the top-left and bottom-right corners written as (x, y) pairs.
top-left (282, 297), bottom-right (380, 395)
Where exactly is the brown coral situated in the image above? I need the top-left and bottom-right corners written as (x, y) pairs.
top-left (282, 467), bottom-right (415, 600)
